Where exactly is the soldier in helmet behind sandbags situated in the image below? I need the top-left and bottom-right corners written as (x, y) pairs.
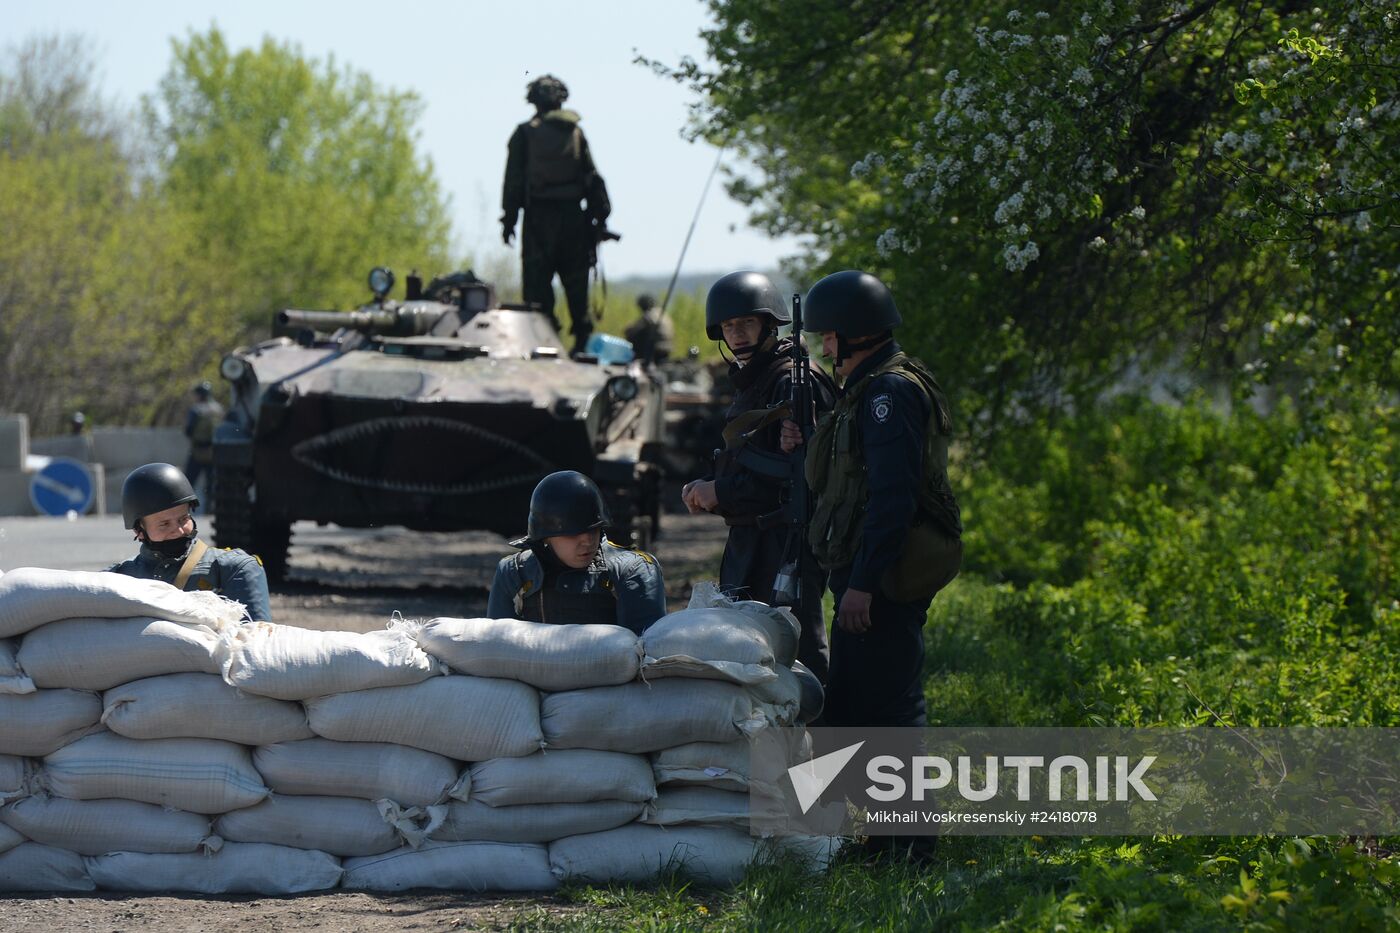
top-left (780, 270), bottom-right (962, 729)
top-left (681, 271), bottom-right (837, 681)
top-left (501, 74), bottom-right (611, 355)
top-left (488, 471), bottom-right (666, 634)
top-left (108, 462), bottom-right (272, 622)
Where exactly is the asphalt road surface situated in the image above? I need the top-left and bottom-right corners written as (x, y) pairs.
top-left (0, 511), bottom-right (728, 630)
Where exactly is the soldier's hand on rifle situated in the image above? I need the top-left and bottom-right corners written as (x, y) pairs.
top-left (837, 588), bottom-right (874, 634)
top-left (779, 419), bottom-right (804, 454)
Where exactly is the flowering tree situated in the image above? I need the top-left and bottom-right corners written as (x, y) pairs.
top-left (660, 1), bottom-right (1398, 436)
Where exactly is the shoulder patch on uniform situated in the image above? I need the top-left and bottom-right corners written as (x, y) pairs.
top-left (871, 392), bottom-right (894, 424)
top-left (520, 579), bottom-right (534, 595)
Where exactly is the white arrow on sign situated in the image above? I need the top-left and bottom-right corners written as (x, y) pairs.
top-left (788, 740), bottom-right (865, 814)
top-left (33, 473), bottom-right (85, 506)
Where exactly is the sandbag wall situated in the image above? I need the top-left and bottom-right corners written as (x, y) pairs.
top-left (0, 569), bottom-right (834, 894)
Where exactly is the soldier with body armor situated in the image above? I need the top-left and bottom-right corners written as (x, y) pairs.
top-left (183, 381), bottom-right (224, 505)
top-left (501, 75), bottom-right (611, 355)
top-left (781, 270), bottom-right (962, 728)
top-left (488, 471), bottom-right (666, 634)
top-left (109, 462), bottom-right (271, 622)
top-left (623, 293), bottom-right (674, 366)
top-left (682, 271), bottom-right (837, 680)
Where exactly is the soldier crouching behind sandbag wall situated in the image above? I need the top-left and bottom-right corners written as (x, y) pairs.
top-left (488, 471), bottom-right (666, 634)
top-left (108, 462), bottom-right (272, 622)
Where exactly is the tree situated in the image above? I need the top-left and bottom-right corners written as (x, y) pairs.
top-left (144, 27), bottom-right (453, 326)
top-left (657, 1), bottom-right (1399, 441)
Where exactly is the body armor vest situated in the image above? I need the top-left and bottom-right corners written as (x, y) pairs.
top-left (513, 551), bottom-right (618, 625)
top-left (524, 115), bottom-right (587, 202)
top-left (807, 352), bottom-right (962, 588)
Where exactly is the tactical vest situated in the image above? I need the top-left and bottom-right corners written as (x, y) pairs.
top-left (807, 352), bottom-right (963, 600)
top-left (513, 552), bottom-right (619, 625)
top-left (524, 115), bottom-right (587, 202)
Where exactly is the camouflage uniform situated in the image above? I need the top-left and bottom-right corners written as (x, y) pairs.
top-left (502, 107), bottom-right (605, 351)
top-left (624, 301), bottom-right (675, 365)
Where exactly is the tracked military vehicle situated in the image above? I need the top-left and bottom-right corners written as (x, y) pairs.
top-left (212, 268), bottom-right (664, 581)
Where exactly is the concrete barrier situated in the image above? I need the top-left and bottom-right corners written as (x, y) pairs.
top-left (1, 419), bottom-right (177, 517)
top-left (0, 417), bottom-right (27, 471)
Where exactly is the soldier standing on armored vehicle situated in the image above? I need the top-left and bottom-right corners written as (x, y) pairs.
top-left (501, 75), bottom-right (610, 356)
top-left (488, 471), bottom-right (666, 634)
top-left (681, 271), bottom-right (837, 680)
top-left (111, 462), bottom-right (271, 622)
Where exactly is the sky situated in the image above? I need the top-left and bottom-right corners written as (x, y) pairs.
top-left (7, 0), bottom-right (808, 280)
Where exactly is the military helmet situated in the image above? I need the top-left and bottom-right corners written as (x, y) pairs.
top-left (514, 470), bottom-right (610, 548)
top-left (194, 381), bottom-right (213, 398)
top-left (636, 293), bottom-right (656, 312)
top-left (526, 75), bottom-right (569, 108)
top-left (704, 271), bottom-right (791, 340)
top-left (122, 462), bottom-right (198, 530)
top-left (803, 270), bottom-right (902, 337)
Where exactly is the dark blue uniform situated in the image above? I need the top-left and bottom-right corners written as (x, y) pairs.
top-left (487, 537), bottom-right (666, 635)
top-left (823, 341), bottom-right (935, 728)
top-left (110, 538), bottom-right (272, 623)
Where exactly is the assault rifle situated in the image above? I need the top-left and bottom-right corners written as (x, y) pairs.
top-left (770, 293), bottom-right (812, 609)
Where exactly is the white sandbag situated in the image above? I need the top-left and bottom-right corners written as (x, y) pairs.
top-left (0, 755), bottom-right (33, 802)
top-left (221, 623), bottom-right (443, 700)
top-left (0, 842), bottom-right (95, 892)
top-left (771, 834), bottom-right (845, 872)
top-left (101, 673), bottom-right (313, 744)
top-left (687, 581), bottom-right (801, 666)
top-left (0, 639), bottom-right (34, 695)
top-left (0, 796), bottom-right (215, 855)
top-left (542, 680), bottom-right (768, 753)
top-left (306, 677), bottom-right (542, 761)
top-left (410, 617), bottom-right (641, 691)
top-left (45, 733), bottom-right (268, 814)
top-left (469, 749), bottom-right (655, 806)
top-left (642, 787), bottom-right (750, 828)
top-left (0, 822), bottom-right (22, 854)
top-left (0, 689), bottom-right (102, 757)
top-left (342, 840), bottom-right (557, 892)
top-left (0, 568), bottom-right (243, 638)
top-left (85, 842), bottom-right (342, 894)
top-left (549, 824), bottom-right (759, 886)
top-left (19, 617), bottom-right (223, 690)
top-left (435, 800), bottom-right (644, 843)
top-left (642, 605), bottom-right (790, 686)
top-left (653, 740), bottom-right (752, 792)
top-left (748, 664), bottom-right (802, 725)
top-left (215, 795), bottom-right (407, 857)
top-left (253, 739), bottom-right (463, 806)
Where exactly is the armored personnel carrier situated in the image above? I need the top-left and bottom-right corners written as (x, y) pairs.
top-left (212, 268), bottom-right (664, 580)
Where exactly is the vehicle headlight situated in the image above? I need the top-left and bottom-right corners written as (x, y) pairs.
top-left (220, 355), bottom-right (249, 383)
top-left (368, 266), bottom-right (395, 299)
top-left (606, 375), bottom-right (639, 401)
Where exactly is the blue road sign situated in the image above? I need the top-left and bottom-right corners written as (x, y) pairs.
top-left (30, 457), bottom-right (95, 517)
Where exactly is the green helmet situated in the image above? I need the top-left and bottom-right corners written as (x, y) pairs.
top-left (526, 75), bottom-right (569, 109)
top-left (803, 270), bottom-right (902, 337)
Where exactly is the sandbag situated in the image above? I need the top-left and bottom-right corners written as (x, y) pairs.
top-left (0, 568), bottom-right (243, 637)
top-left (85, 842), bottom-right (342, 894)
top-left (686, 581), bottom-right (801, 665)
top-left (434, 800), bottom-right (644, 844)
top-left (0, 689), bottom-right (101, 757)
top-left (748, 664), bottom-right (802, 725)
top-left (45, 733), bottom-right (268, 814)
top-left (0, 755), bottom-right (33, 801)
top-left (642, 786), bottom-right (750, 828)
top-left (342, 840), bottom-right (557, 892)
top-left (0, 639), bottom-right (34, 695)
top-left (215, 795), bottom-right (409, 857)
top-left (19, 617), bottom-right (222, 690)
top-left (0, 796), bottom-right (215, 856)
top-left (542, 680), bottom-right (767, 753)
top-left (641, 607), bottom-right (786, 686)
top-left (0, 842), bottom-right (95, 892)
top-left (549, 824), bottom-right (759, 886)
top-left (101, 673), bottom-right (313, 745)
top-left (221, 623), bottom-right (442, 700)
top-left (469, 750), bottom-right (655, 806)
top-left (306, 677), bottom-right (542, 761)
top-left (410, 617), bottom-right (641, 691)
top-left (253, 739), bottom-right (464, 806)
top-left (0, 822), bottom-right (22, 854)
top-left (652, 740), bottom-right (752, 792)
